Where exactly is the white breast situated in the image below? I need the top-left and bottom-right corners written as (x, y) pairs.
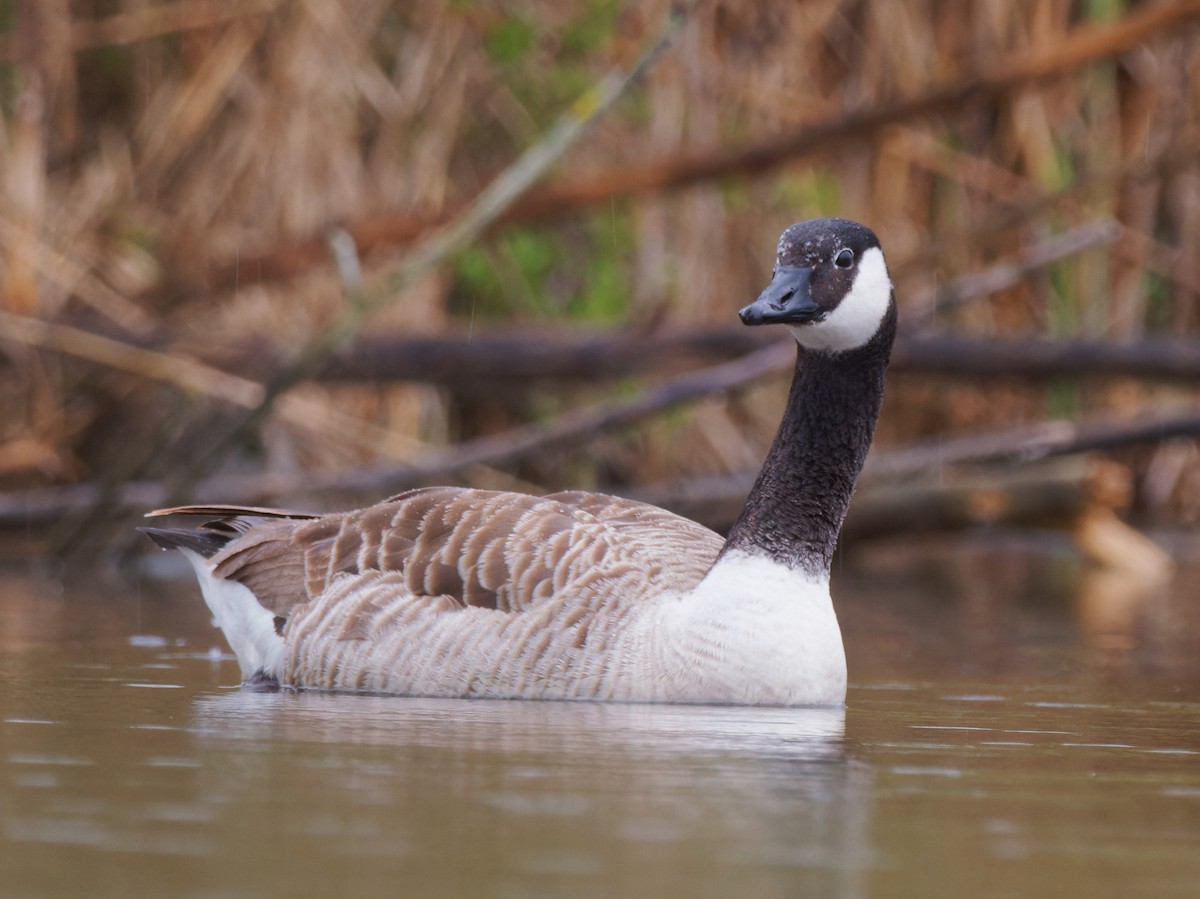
top-left (621, 551), bottom-right (847, 705)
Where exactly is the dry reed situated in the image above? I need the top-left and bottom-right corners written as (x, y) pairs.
top-left (2, 0), bottom-right (1200, 551)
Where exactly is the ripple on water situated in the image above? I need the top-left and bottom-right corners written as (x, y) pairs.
top-left (142, 757), bottom-right (203, 768)
top-left (127, 635), bottom-right (169, 648)
top-left (910, 725), bottom-right (991, 732)
top-left (890, 766), bottom-right (965, 778)
top-left (122, 683), bottom-right (185, 689)
top-left (4, 816), bottom-right (213, 857)
top-left (1028, 701), bottom-right (1111, 710)
top-left (1161, 786), bottom-right (1200, 797)
top-left (8, 754), bottom-right (95, 767)
top-left (978, 740), bottom-right (1035, 747)
top-left (11, 772), bottom-right (58, 789)
top-left (128, 723), bottom-right (187, 731)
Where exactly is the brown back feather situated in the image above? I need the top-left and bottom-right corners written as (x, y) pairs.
top-left (199, 487), bottom-right (723, 623)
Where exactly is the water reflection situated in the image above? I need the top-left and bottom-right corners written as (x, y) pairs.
top-left (188, 694), bottom-right (870, 898)
top-left (195, 690), bottom-right (847, 758)
top-left (843, 534), bottom-right (1200, 687)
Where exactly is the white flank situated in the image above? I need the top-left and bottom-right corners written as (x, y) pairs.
top-left (791, 245), bottom-right (892, 352)
top-left (178, 548), bottom-right (285, 679)
top-left (635, 550), bottom-right (847, 705)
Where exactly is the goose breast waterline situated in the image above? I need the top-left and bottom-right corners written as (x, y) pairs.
top-left (141, 217), bottom-right (896, 705)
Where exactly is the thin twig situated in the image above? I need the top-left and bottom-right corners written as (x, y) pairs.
top-left (0, 309), bottom-right (422, 455)
top-left (864, 412), bottom-right (1200, 480)
top-left (0, 214), bottom-right (159, 336)
top-left (0, 0), bottom-right (285, 62)
top-left (0, 310), bottom-right (263, 406)
top-left (909, 219), bottom-right (1122, 325)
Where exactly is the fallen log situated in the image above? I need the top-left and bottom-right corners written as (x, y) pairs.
top-left (314, 328), bottom-right (769, 385)
top-left (624, 457), bottom-right (1130, 536)
top-left (202, 331), bottom-right (1200, 387)
top-left (890, 334), bottom-right (1200, 383)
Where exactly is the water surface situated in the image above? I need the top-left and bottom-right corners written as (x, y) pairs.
top-left (2, 537), bottom-right (1198, 898)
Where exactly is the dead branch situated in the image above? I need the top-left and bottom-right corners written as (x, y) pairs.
top-left (628, 457), bottom-right (1131, 537)
top-left (911, 219), bottom-right (1121, 321)
top-left (889, 334), bottom-right (1200, 383)
top-left (846, 457), bottom-right (1131, 540)
top-left (200, 330), bottom-right (1200, 388)
top-left (305, 328), bottom-right (773, 385)
top-left (865, 411), bottom-right (1200, 481)
top-left (200, 1), bottom-right (1200, 293)
top-left (6, 350), bottom-right (1200, 531)
top-left (0, 341), bottom-right (792, 526)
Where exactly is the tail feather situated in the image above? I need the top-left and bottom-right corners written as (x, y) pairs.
top-left (137, 525), bottom-right (229, 558)
top-left (139, 504), bottom-right (319, 557)
top-left (145, 504), bottom-right (319, 520)
top-left (139, 506), bottom-right (303, 682)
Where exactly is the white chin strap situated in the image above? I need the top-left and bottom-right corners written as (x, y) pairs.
top-left (790, 246), bottom-right (892, 352)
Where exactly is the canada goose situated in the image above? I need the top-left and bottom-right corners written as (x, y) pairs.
top-left (142, 218), bottom-right (896, 705)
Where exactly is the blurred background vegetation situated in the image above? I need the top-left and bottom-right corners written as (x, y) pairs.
top-left (1, 0), bottom-right (1199, 563)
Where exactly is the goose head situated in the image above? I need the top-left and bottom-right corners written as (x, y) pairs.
top-left (739, 218), bottom-right (895, 353)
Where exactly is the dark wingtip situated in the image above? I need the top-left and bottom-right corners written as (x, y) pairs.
top-left (136, 526), bottom-right (228, 558)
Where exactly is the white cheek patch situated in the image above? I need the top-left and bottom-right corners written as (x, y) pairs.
top-left (790, 246), bottom-right (892, 352)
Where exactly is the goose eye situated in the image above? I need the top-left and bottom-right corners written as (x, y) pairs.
top-left (834, 248), bottom-right (854, 269)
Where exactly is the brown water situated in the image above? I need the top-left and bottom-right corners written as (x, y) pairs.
top-left (2, 536), bottom-right (1199, 898)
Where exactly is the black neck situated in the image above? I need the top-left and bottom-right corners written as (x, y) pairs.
top-left (719, 303), bottom-right (895, 577)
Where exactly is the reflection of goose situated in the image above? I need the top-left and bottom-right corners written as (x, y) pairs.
top-left (189, 695), bottom-right (864, 898)
top-left (143, 219), bottom-right (896, 705)
top-left (193, 692), bottom-right (847, 761)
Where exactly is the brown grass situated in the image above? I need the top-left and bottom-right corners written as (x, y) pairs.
top-left (2, 0), bottom-right (1200, 545)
